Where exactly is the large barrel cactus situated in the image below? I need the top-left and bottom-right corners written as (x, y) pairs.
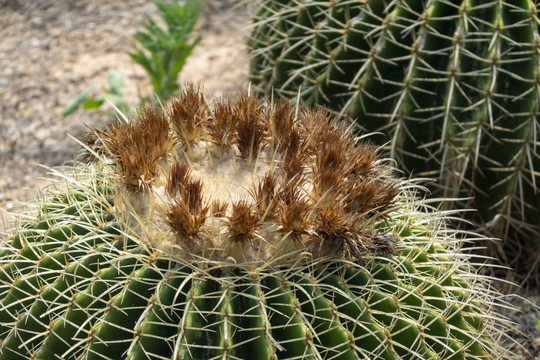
top-left (249, 0), bottom-right (540, 282)
top-left (0, 87), bottom-right (516, 359)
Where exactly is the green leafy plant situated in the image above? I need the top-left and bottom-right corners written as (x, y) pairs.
top-left (64, 0), bottom-right (202, 118)
top-left (128, 0), bottom-right (203, 99)
top-left (63, 68), bottom-right (131, 118)
top-left (0, 88), bottom-right (517, 359)
top-left (248, 0), bottom-right (540, 284)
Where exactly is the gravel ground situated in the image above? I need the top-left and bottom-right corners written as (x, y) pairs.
top-left (0, 1), bottom-right (539, 358)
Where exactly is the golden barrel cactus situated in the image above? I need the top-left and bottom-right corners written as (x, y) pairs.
top-left (0, 87), bottom-right (516, 359)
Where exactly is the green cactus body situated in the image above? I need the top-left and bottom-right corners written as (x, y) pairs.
top-left (249, 0), bottom-right (540, 280)
top-left (0, 89), bottom-right (514, 359)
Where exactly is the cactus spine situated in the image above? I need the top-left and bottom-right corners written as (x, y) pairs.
top-left (0, 87), bottom-right (515, 359)
top-left (249, 0), bottom-right (540, 282)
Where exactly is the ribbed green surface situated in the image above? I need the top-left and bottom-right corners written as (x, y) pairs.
top-left (249, 0), bottom-right (540, 280)
top-left (0, 169), bottom-right (510, 359)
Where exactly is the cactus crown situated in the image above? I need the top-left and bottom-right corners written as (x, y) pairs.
top-left (92, 85), bottom-right (400, 265)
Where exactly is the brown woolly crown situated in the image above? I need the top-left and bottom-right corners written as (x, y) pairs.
top-left (87, 86), bottom-right (400, 264)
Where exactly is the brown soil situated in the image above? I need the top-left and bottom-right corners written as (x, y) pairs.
top-left (0, 1), bottom-right (538, 359)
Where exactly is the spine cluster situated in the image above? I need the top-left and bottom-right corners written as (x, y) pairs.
top-left (87, 85), bottom-right (400, 263)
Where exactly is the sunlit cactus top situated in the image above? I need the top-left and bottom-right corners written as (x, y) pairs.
top-left (87, 85), bottom-right (400, 264)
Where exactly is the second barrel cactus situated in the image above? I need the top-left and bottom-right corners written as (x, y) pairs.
top-left (0, 88), bottom-right (515, 359)
top-left (249, 0), bottom-right (540, 282)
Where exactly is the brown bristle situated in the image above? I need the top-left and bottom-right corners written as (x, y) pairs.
top-left (347, 143), bottom-right (378, 177)
top-left (312, 206), bottom-right (366, 259)
top-left (207, 99), bottom-right (236, 149)
top-left (299, 108), bottom-right (332, 146)
top-left (312, 146), bottom-right (346, 201)
top-left (211, 200), bottom-right (228, 218)
top-left (345, 179), bottom-right (378, 216)
top-left (272, 99), bottom-right (295, 144)
top-left (277, 186), bottom-right (311, 242)
top-left (281, 127), bottom-right (301, 155)
top-left (235, 116), bottom-right (267, 160)
top-left (250, 173), bottom-right (278, 220)
top-left (168, 84), bottom-right (207, 144)
top-left (303, 111), bottom-right (358, 172)
top-left (166, 162), bottom-right (190, 196)
top-left (312, 169), bottom-right (342, 203)
top-left (164, 198), bottom-right (208, 239)
top-left (345, 179), bottom-right (399, 218)
top-left (166, 161), bottom-right (205, 214)
top-left (281, 129), bottom-right (307, 181)
top-left (182, 179), bottom-right (205, 214)
top-left (226, 200), bottom-right (260, 243)
top-left (368, 180), bottom-right (400, 216)
top-left (234, 93), bottom-right (268, 160)
top-left (315, 206), bottom-right (349, 237)
top-left (102, 106), bottom-right (172, 190)
top-left (315, 139), bottom-right (345, 172)
top-left (315, 125), bottom-right (350, 156)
